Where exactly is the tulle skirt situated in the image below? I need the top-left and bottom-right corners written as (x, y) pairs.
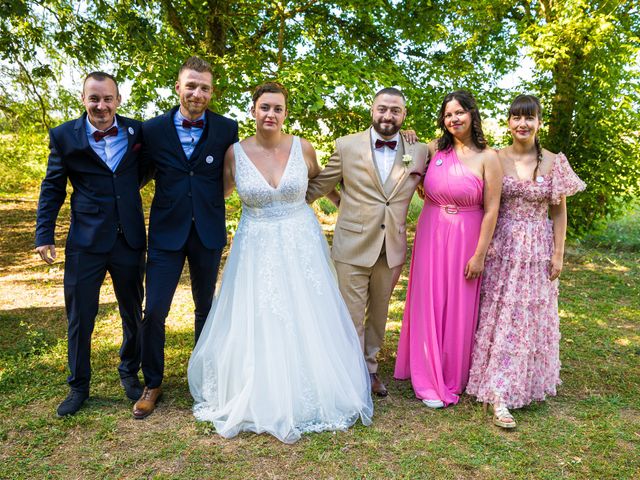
top-left (188, 203), bottom-right (373, 443)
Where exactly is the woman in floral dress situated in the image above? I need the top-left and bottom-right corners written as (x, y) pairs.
top-left (466, 94), bottom-right (586, 428)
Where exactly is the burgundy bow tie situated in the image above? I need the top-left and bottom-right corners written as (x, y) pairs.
top-left (375, 139), bottom-right (397, 150)
top-left (92, 126), bottom-right (118, 142)
top-left (182, 119), bottom-right (204, 129)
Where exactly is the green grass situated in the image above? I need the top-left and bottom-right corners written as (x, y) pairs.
top-left (1, 189), bottom-right (639, 479)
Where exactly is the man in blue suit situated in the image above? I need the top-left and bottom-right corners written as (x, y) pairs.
top-left (133, 56), bottom-right (239, 419)
top-left (35, 72), bottom-right (146, 416)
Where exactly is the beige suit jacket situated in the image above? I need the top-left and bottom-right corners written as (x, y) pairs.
top-left (307, 128), bottom-right (428, 269)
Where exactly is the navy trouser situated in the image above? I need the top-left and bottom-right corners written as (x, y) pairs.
top-left (141, 224), bottom-right (222, 388)
top-left (63, 234), bottom-right (144, 393)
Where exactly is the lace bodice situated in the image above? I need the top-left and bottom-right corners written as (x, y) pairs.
top-left (233, 136), bottom-right (307, 215)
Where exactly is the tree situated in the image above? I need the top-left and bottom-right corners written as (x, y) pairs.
top-left (1, 0), bottom-right (639, 232)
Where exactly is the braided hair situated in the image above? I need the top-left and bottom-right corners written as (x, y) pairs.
top-left (437, 90), bottom-right (487, 152)
top-left (508, 94), bottom-right (543, 180)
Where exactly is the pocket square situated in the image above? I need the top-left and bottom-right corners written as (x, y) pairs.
top-left (132, 143), bottom-right (142, 152)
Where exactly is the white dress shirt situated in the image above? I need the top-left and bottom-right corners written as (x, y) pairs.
top-left (370, 128), bottom-right (399, 184)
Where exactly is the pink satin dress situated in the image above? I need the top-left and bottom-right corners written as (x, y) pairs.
top-left (395, 147), bottom-right (484, 406)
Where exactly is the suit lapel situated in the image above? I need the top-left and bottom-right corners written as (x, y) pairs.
top-left (362, 129), bottom-right (386, 197)
top-left (74, 114), bottom-right (111, 170)
top-left (189, 110), bottom-right (213, 168)
top-left (387, 138), bottom-right (415, 199)
top-left (383, 139), bottom-right (405, 195)
top-left (115, 115), bottom-right (136, 172)
top-left (164, 107), bottom-right (191, 168)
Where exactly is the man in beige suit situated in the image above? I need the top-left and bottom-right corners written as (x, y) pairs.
top-left (306, 88), bottom-right (428, 396)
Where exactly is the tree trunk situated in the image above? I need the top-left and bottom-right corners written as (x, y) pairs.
top-left (546, 55), bottom-right (579, 155)
top-left (206, 0), bottom-right (229, 58)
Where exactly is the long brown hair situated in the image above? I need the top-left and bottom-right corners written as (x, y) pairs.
top-left (437, 90), bottom-right (487, 152)
top-left (508, 94), bottom-right (543, 180)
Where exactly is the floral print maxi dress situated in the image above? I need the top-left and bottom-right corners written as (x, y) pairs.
top-left (466, 153), bottom-right (585, 408)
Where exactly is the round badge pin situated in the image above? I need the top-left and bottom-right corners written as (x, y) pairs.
top-left (435, 159), bottom-right (443, 166)
top-left (536, 175), bottom-right (544, 183)
top-left (206, 155), bottom-right (214, 164)
top-left (128, 127), bottom-right (134, 135)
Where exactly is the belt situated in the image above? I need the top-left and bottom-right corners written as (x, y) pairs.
top-left (428, 203), bottom-right (483, 214)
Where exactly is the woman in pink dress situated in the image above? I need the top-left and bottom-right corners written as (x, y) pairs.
top-left (394, 91), bottom-right (502, 408)
top-left (466, 95), bottom-right (586, 428)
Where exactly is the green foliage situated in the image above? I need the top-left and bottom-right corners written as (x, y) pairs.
top-left (1, 0), bottom-right (639, 233)
top-left (518, 0), bottom-right (640, 234)
top-left (0, 133), bottom-right (48, 194)
top-left (581, 203), bottom-right (640, 252)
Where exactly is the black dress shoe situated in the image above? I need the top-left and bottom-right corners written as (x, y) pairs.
top-left (56, 390), bottom-right (89, 417)
top-left (121, 376), bottom-right (144, 401)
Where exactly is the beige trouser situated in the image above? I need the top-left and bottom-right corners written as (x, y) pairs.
top-left (334, 253), bottom-right (403, 374)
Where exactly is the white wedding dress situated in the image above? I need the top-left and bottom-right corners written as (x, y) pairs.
top-left (188, 136), bottom-right (373, 443)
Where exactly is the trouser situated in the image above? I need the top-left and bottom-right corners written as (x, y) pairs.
top-left (64, 234), bottom-right (144, 392)
top-left (141, 225), bottom-right (222, 388)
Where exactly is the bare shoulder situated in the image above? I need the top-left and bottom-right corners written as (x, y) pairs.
top-left (299, 137), bottom-right (316, 155)
top-left (540, 148), bottom-right (558, 174)
top-left (481, 146), bottom-right (500, 163)
top-left (239, 135), bottom-right (256, 148)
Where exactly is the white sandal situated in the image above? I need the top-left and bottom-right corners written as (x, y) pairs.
top-left (484, 402), bottom-right (516, 429)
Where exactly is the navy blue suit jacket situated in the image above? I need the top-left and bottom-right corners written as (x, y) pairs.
top-left (35, 114), bottom-right (146, 253)
top-left (142, 107), bottom-right (239, 251)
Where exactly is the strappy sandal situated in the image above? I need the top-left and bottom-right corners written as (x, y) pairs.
top-left (484, 402), bottom-right (517, 429)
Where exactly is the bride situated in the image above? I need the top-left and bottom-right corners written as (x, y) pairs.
top-left (187, 82), bottom-right (373, 443)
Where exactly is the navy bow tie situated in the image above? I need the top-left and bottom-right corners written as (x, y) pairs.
top-left (182, 119), bottom-right (204, 129)
top-left (92, 126), bottom-right (118, 142)
top-left (375, 139), bottom-right (397, 150)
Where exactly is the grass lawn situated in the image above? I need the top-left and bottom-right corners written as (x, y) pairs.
top-left (0, 192), bottom-right (638, 479)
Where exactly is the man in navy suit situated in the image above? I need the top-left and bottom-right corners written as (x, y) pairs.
top-left (133, 56), bottom-right (239, 419)
top-left (35, 72), bottom-right (146, 416)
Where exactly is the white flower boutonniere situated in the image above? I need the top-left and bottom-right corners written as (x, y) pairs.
top-left (402, 154), bottom-right (413, 167)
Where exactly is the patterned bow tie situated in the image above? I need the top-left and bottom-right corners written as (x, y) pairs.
top-left (375, 139), bottom-right (397, 150)
top-left (182, 119), bottom-right (204, 129)
top-left (92, 126), bottom-right (118, 142)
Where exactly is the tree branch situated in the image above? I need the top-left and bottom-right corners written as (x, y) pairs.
top-left (161, 0), bottom-right (197, 48)
top-left (15, 59), bottom-right (50, 130)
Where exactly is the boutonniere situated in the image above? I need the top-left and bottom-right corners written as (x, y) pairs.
top-left (402, 154), bottom-right (413, 167)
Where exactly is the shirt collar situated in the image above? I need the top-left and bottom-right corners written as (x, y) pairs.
top-left (86, 115), bottom-right (119, 134)
top-left (175, 109), bottom-right (206, 125)
top-left (370, 127), bottom-right (400, 149)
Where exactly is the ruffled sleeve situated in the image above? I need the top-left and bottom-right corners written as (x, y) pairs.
top-left (550, 153), bottom-right (586, 204)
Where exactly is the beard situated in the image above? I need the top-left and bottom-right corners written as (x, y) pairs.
top-left (372, 118), bottom-right (401, 137)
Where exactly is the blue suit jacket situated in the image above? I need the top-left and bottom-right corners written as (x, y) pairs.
top-left (142, 107), bottom-right (239, 251)
top-left (35, 114), bottom-right (146, 253)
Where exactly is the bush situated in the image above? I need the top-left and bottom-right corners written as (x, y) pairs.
top-left (0, 132), bottom-right (49, 195)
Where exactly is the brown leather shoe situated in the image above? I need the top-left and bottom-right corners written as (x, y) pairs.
top-left (133, 386), bottom-right (162, 419)
top-left (370, 373), bottom-right (388, 397)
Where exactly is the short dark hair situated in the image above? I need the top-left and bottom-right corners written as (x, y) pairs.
top-left (178, 56), bottom-right (213, 77)
top-left (252, 82), bottom-right (288, 106)
top-left (437, 90), bottom-right (487, 151)
top-left (373, 87), bottom-right (406, 103)
top-left (83, 71), bottom-right (119, 96)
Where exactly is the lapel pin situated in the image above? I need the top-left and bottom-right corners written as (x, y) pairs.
top-left (128, 127), bottom-right (134, 135)
top-left (436, 159), bottom-right (443, 166)
top-left (206, 155), bottom-right (214, 164)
